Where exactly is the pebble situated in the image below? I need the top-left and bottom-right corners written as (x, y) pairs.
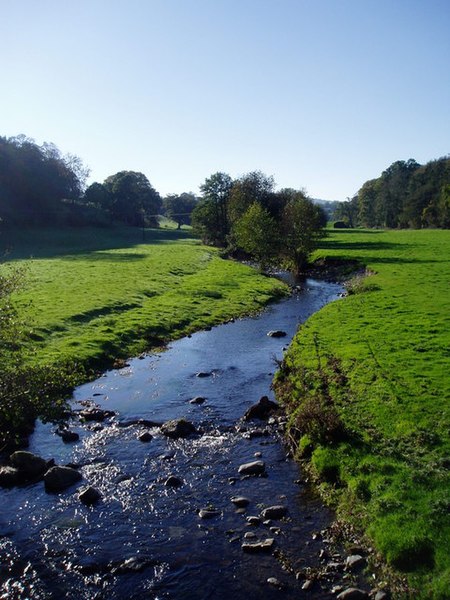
top-left (336, 588), bottom-right (368, 600)
top-left (302, 580), bottom-right (314, 590)
top-left (267, 577), bottom-right (281, 587)
top-left (246, 516), bottom-right (261, 526)
top-left (346, 555), bottom-right (366, 570)
top-left (230, 496), bottom-right (250, 508)
top-left (198, 508), bottom-right (221, 519)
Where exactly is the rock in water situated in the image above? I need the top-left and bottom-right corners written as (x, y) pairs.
top-left (164, 475), bottom-right (183, 487)
top-left (337, 589), bottom-right (369, 600)
top-left (79, 486), bottom-right (101, 505)
top-left (231, 496), bottom-right (250, 508)
top-left (198, 508), bottom-right (222, 519)
top-left (260, 505), bottom-right (288, 520)
top-left (244, 396), bottom-right (279, 421)
top-left (10, 451), bottom-right (50, 478)
top-left (238, 460), bottom-right (266, 476)
top-left (161, 418), bottom-right (196, 439)
top-left (44, 466), bottom-right (82, 492)
top-left (0, 466), bottom-right (20, 487)
top-left (241, 538), bottom-right (275, 553)
top-left (267, 330), bottom-right (287, 338)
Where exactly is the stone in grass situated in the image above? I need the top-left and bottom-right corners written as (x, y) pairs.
top-left (238, 460), bottom-right (266, 476)
top-left (44, 466), bottom-right (82, 493)
top-left (79, 486), bottom-right (101, 505)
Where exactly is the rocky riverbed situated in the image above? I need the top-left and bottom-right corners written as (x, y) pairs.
top-left (0, 278), bottom-right (391, 599)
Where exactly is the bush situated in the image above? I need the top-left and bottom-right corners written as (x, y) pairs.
top-left (311, 446), bottom-right (341, 483)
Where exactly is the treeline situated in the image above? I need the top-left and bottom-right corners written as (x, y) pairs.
top-left (0, 135), bottom-right (167, 228)
top-left (191, 171), bottom-right (326, 274)
top-left (335, 156), bottom-right (450, 229)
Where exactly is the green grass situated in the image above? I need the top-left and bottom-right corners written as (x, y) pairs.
top-left (1, 225), bottom-right (288, 370)
top-left (275, 229), bottom-right (450, 599)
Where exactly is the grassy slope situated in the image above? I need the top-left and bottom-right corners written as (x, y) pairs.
top-left (275, 229), bottom-right (449, 598)
top-left (1, 225), bottom-right (287, 369)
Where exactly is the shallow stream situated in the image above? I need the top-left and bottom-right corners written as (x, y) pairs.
top-left (1, 278), bottom-right (348, 599)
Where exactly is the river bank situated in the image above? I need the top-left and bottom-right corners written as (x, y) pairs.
top-left (274, 229), bottom-right (450, 599)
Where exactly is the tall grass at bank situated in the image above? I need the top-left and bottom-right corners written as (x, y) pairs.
top-left (274, 229), bottom-right (450, 598)
top-left (1, 225), bottom-right (287, 370)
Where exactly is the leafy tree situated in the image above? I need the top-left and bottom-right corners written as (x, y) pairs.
top-left (192, 172), bottom-right (233, 245)
top-left (233, 202), bottom-right (281, 269)
top-left (103, 171), bottom-right (162, 227)
top-left (0, 135), bottom-right (89, 225)
top-left (281, 193), bottom-right (326, 275)
top-left (163, 192), bottom-right (197, 229)
top-left (334, 196), bottom-right (359, 228)
top-left (228, 171), bottom-right (275, 224)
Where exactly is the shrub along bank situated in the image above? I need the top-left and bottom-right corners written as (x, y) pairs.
top-left (274, 229), bottom-right (450, 599)
top-left (0, 225), bottom-right (288, 447)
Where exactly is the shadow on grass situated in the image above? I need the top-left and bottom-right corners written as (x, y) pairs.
top-left (1, 225), bottom-right (198, 260)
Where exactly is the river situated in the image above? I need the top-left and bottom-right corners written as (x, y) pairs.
top-left (0, 278), bottom-right (348, 600)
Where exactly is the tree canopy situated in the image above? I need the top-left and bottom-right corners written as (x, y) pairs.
top-left (162, 192), bottom-right (197, 229)
top-left (0, 135), bottom-right (89, 225)
top-left (335, 156), bottom-right (450, 229)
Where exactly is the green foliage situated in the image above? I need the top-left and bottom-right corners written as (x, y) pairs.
top-left (344, 155), bottom-right (450, 229)
top-left (192, 172), bottom-right (233, 246)
top-left (163, 192), bottom-right (197, 229)
top-left (233, 203), bottom-right (280, 269)
top-left (103, 170), bottom-right (162, 227)
top-left (274, 228), bottom-right (450, 598)
top-left (311, 446), bottom-right (341, 483)
top-left (0, 134), bottom-right (89, 226)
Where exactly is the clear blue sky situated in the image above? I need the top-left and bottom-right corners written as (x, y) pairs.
top-left (1, 0), bottom-right (449, 201)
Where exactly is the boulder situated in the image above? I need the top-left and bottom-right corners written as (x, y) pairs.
top-left (198, 508), bottom-right (221, 519)
top-left (190, 396), bottom-right (206, 405)
top-left (231, 496), bottom-right (250, 508)
top-left (138, 431), bottom-right (153, 442)
top-left (57, 429), bottom-right (80, 443)
top-left (238, 460), bottom-right (266, 476)
top-left (10, 451), bottom-right (50, 478)
top-left (79, 486), bottom-right (101, 505)
top-left (164, 475), bottom-right (183, 487)
top-left (0, 466), bottom-right (20, 487)
top-left (241, 538), bottom-right (275, 553)
top-left (44, 466), bottom-right (82, 493)
top-left (244, 396), bottom-right (279, 421)
top-left (161, 418), bottom-right (196, 439)
top-left (267, 330), bottom-right (287, 338)
top-left (118, 419), bottom-right (162, 428)
top-left (78, 408), bottom-right (115, 422)
top-left (336, 588), bottom-right (369, 600)
top-left (260, 505), bottom-right (288, 520)
top-left (345, 554), bottom-right (366, 570)
top-left (196, 371), bottom-right (211, 378)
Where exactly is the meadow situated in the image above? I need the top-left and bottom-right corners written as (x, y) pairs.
top-left (1, 225), bottom-right (287, 370)
top-left (275, 229), bottom-right (450, 599)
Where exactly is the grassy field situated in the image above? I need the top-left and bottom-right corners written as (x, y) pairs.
top-left (1, 225), bottom-right (288, 370)
top-left (274, 229), bottom-right (450, 598)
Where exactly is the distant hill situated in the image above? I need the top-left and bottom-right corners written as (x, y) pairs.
top-left (310, 198), bottom-right (340, 220)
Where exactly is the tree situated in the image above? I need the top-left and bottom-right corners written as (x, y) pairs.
top-left (103, 171), bottom-right (162, 227)
top-left (163, 192), bottom-right (197, 229)
top-left (0, 135), bottom-right (89, 225)
top-left (234, 202), bottom-right (281, 269)
top-left (192, 172), bottom-right (233, 245)
top-left (228, 171), bottom-right (275, 224)
top-left (281, 193), bottom-right (325, 275)
top-left (334, 196), bottom-right (359, 228)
